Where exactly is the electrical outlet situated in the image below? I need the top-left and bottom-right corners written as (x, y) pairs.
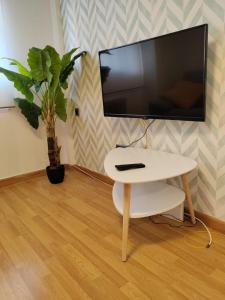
top-left (75, 107), bottom-right (79, 116)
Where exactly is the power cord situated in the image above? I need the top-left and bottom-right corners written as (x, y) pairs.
top-left (116, 119), bottom-right (155, 148)
top-left (150, 212), bottom-right (213, 248)
top-left (150, 213), bottom-right (195, 228)
top-left (185, 212), bottom-right (212, 248)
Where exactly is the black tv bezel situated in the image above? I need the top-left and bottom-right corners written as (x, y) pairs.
top-left (98, 24), bottom-right (208, 122)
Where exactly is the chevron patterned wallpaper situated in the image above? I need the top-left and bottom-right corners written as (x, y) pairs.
top-left (60, 0), bottom-right (225, 222)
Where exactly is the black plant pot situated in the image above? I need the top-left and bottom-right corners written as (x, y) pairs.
top-left (46, 164), bottom-right (65, 184)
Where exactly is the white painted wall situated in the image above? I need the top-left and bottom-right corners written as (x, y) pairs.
top-left (0, 0), bottom-right (73, 179)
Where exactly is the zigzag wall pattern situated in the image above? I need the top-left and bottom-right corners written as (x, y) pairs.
top-left (60, 0), bottom-right (225, 222)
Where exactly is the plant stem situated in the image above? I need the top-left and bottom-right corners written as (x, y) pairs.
top-left (46, 123), bottom-right (60, 167)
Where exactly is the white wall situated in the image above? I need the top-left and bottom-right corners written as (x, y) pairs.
top-left (0, 0), bottom-right (73, 179)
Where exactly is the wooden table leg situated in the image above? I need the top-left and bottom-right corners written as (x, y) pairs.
top-left (122, 183), bottom-right (131, 261)
top-left (181, 174), bottom-right (196, 224)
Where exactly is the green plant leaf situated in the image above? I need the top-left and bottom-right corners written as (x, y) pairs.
top-left (15, 98), bottom-right (41, 129)
top-left (41, 90), bottom-right (48, 119)
top-left (55, 86), bottom-right (67, 122)
top-left (27, 47), bottom-right (52, 82)
top-left (0, 67), bottom-right (33, 101)
top-left (59, 51), bottom-right (86, 89)
top-left (1, 57), bottom-right (31, 78)
top-left (61, 48), bottom-right (77, 72)
top-left (33, 80), bottom-right (43, 93)
top-left (44, 46), bottom-right (61, 92)
top-left (59, 62), bottom-right (73, 89)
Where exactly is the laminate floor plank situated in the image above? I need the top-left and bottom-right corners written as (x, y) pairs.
top-left (0, 168), bottom-right (224, 299)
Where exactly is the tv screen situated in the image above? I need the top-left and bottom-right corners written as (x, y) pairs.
top-left (99, 24), bottom-right (208, 121)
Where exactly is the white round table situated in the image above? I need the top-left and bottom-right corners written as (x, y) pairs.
top-left (104, 147), bottom-right (197, 261)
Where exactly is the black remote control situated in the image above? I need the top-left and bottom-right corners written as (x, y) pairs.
top-left (115, 163), bottom-right (145, 171)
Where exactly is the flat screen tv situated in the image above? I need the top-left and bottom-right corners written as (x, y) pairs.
top-left (99, 24), bottom-right (208, 121)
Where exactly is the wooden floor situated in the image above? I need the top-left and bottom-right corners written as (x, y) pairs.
top-left (0, 168), bottom-right (225, 300)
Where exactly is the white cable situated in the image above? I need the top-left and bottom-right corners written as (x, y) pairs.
top-left (159, 212), bottom-right (213, 248)
top-left (184, 212), bottom-right (213, 248)
top-left (125, 119), bottom-right (155, 148)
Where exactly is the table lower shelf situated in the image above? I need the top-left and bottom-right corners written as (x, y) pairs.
top-left (112, 181), bottom-right (185, 218)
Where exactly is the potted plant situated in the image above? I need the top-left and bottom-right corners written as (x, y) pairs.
top-left (0, 46), bottom-right (86, 184)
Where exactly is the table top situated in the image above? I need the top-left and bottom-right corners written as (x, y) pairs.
top-left (104, 147), bottom-right (197, 184)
